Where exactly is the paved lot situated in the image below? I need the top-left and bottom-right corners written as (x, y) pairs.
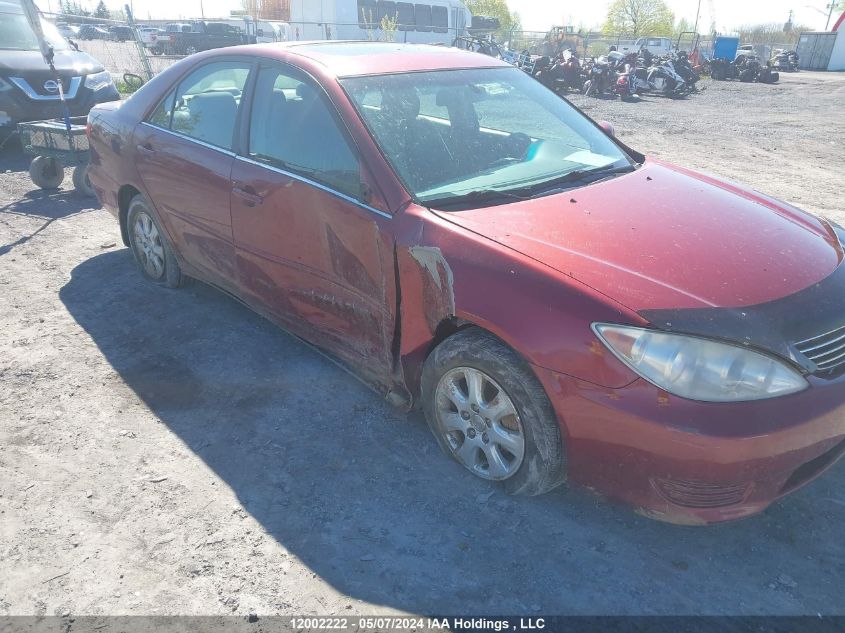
top-left (1, 71), bottom-right (844, 617)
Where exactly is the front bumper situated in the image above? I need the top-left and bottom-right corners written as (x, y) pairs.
top-left (535, 367), bottom-right (845, 524)
top-left (0, 84), bottom-right (119, 133)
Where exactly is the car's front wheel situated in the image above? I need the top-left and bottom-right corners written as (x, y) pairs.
top-left (421, 328), bottom-right (566, 496)
top-left (127, 195), bottom-right (186, 288)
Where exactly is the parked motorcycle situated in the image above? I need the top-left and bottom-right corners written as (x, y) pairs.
top-left (632, 54), bottom-right (689, 98)
top-left (582, 57), bottom-right (614, 97)
top-left (613, 52), bottom-right (641, 100)
top-left (736, 55), bottom-right (779, 83)
top-left (769, 49), bottom-right (799, 72)
top-left (535, 49), bottom-right (584, 93)
top-left (671, 51), bottom-right (700, 90)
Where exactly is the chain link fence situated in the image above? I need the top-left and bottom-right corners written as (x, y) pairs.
top-left (41, 13), bottom-right (471, 89)
top-left (43, 11), bottom-right (177, 89)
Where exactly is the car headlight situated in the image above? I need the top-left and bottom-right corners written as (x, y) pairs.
top-left (593, 324), bottom-right (808, 402)
top-left (84, 70), bottom-right (113, 92)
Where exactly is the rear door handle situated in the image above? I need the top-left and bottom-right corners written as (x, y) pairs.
top-left (232, 184), bottom-right (264, 206)
top-left (136, 143), bottom-right (155, 156)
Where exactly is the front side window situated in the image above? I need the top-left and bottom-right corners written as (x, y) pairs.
top-left (247, 65), bottom-right (361, 198)
top-left (342, 67), bottom-right (633, 208)
top-left (159, 61), bottom-right (251, 150)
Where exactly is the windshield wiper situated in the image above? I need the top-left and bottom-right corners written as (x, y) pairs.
top-left (522, 164), bottom-right (638, 198)
top-left (423, 188), bottom-right (530, 211)
top-left (422, 164), bottom-right (637, 210)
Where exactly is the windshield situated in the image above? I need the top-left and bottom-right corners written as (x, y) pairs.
top-left (0, 15), bottom-right (68, 51)
top-left (341, 67), bottom-right (632, 208)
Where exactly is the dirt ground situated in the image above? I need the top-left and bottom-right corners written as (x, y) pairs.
top-left (1, 71), bottom-right (845, 617)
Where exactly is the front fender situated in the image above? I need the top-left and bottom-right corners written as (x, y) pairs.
top-left (394, 206), bottom-right (644, 395)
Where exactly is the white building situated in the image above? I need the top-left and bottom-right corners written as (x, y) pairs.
top-left (286, 0), bottom-right (471, 44)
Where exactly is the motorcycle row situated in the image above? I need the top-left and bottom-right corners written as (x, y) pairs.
top-left (521, 48), bottom-right (702, 100)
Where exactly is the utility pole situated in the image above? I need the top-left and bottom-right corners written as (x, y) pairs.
top-left (825, 1), bottom-right (836, 30)
top-left (693, 0), bottom-right (702, 34)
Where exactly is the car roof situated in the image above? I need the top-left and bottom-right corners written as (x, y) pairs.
top-left (251, 41), bottom-right (511, 77)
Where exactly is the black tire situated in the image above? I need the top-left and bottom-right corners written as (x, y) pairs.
top-left (72, 164), bottom-right (95, 197)
top-left (126, 195), bottom-right (187, 288)
top-left (29, 156), bottom-right (64, 189)
top-left (421, 327), bottom-right (566, 496)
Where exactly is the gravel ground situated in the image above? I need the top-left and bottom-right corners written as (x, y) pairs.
top-left (1, 71), bottom-right (845, 617)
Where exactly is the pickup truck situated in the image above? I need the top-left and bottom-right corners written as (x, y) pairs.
top-left (136, 26), bottom-right (163, 48)
top-left (735, 44), bottom-right (757, 60)
top-left (150, 21), bottom-right (253, 56)
top-left (618, 36), bottom-right (674, 57)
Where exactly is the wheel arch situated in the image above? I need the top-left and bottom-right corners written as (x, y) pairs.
top-left (117, 184), bottom-right (142, 246)
top-left (404, 313), bottom-right (542, 408)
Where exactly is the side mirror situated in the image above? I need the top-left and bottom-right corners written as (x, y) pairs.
top-left (598, 120), bottom-right (615, 137)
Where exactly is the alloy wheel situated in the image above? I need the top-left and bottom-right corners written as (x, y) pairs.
top-left (434, 367), bottom-right (525, 480)
top-left (132, 210), bottom-right (165, 279)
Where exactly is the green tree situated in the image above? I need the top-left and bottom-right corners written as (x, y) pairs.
top-left (94, 0), bottom-right (110, 19)
top-left (673, 16), bottom-right (692, 37)
top-left (61, 0), bottom-right (91, 17)
top-left (465, 0), bottom-right (521, 35)
top-left (603, 0), bottom-right (675, 37)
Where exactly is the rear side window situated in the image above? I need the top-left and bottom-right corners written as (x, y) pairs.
top-left (431, 5), bottom-right (447, 32)
top-left (378, 1), bottom-right (397, 23)
top-left (414, 4), bottom-right (432, 31)
top-left (396, 2), bottom-right (414, 30)
top-left (148, 90), bottom-right (176, 128)
top-left (146, 61), bottom-right (251, 150)
top-left (357, 0), bottom-right (377, 27)
top-left (247, 65), bottom-right (361, 198)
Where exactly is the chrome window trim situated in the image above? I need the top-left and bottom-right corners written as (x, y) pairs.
top-left (139, 121), bottom-right (237, 156)
top-left (235, 155), bottom-right (392, 219)
top-left (137, 122), bottom-right (391, 219)
top-left (9, 76), bottom-right (81, 101)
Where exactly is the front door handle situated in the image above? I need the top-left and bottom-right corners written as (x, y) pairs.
top-left (232, 184), bottom-right (264, 207)
top-left (136, 143), bottom-right (155, 156)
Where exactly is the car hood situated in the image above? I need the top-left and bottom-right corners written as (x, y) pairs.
top-left (431, 160), bottom-right (842, 313)
top-left (0, 50), bottom-right (104, 75)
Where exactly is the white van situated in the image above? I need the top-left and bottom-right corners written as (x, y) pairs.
top-left (286, 0), bottom-right (470, 44)
top-left (619, 36), bottom-right (674, 57)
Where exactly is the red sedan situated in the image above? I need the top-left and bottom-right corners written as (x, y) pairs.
top-left (87, 42), bottom-right (845, 524)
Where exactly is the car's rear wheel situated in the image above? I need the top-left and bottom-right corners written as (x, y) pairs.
top-left (421, 327), bottom-right (566, 496)
top-left (29, 156), bottom-right (64, 189)
top-left (127, 195), bottom-right (186, 288)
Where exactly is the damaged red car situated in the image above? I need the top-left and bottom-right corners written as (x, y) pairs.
top-left (87, 42), bottom-right (845, 524)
